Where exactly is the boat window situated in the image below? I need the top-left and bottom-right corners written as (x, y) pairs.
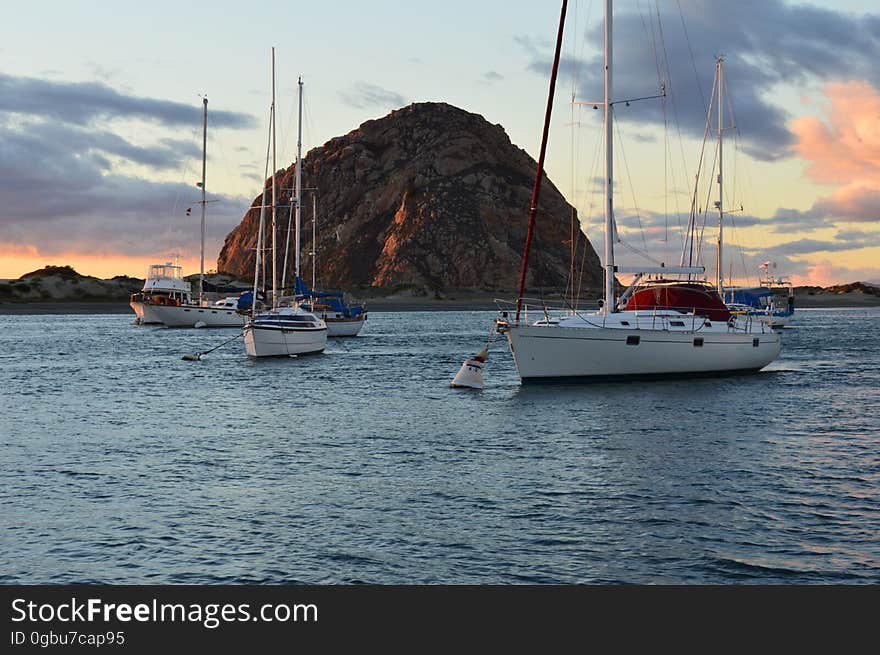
top-left (626, 335), bottom-right (640, 345)
top-left (670, 320), bottom-right (685, 327)
top-left (693, 338), bottom-right (704, 347)
top-left (620, 321), bottom-right (629, 326)
top-left (753, 338), bottom-right (760, 347)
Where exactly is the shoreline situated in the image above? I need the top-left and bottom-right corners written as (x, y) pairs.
top-left (2, 293), bottom-right (879, 315)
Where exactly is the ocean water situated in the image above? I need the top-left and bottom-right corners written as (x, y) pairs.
top-left (1, 308), bottom-right (877, 584)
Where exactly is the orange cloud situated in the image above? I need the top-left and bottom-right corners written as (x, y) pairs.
top-left (793, 258), bottom-right (880, 287)
top-left (0, 246), bottom-right (203, 281)
top-left (792, 80), bottom-right (880, 186)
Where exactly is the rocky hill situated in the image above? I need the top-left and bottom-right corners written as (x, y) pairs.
top-left (794, 281), bottom-right (880, 307)
top-left (217, 102), bottom-right (603, 297)
top-left (0, 266), bottom-right (142, 303)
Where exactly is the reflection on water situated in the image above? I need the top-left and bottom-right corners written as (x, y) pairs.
top-left (0, 308), bottom-right (878, 583)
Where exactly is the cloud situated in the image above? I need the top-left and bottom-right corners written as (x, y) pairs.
top-left (777, 80), bottom-right (880, 229)
top-left (518, 0), bottom-right (880, 161)
top-left (0, 74), bottom-right (255, 261)
top-left (0, 72), bottom-right (257, 129)
top-left (339, 82), bottom-right (406, 110)
top-left (481, 71), bottom-right (504, 84)
top-left (0, 157), bottom-right (249, 259)
top-left (792, 81), bottom-right (880, 185)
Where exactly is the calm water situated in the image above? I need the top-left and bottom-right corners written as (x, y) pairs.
top-left (1, 308), bottom-right (878, 584)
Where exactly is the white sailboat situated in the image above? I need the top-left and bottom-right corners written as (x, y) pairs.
top-left (279, 80), bottom-right (367, 338)
top-left (243, 50), bottom-right (327, 358)
top-left (130, 98), bottom-right (246, 328)
top-left (496, 0), bottom-right (780, 382)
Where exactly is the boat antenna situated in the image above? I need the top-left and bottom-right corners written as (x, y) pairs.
top-left (515, 0), bottom-right (568, 323)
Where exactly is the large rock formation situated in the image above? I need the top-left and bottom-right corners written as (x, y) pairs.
top-left (217, 102), bottom-right (603, 296)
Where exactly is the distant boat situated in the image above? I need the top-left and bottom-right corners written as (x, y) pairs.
top-left (724, 261), bottom-right (795, 328)
top-left (129, 260), bottom-right (190, 324)
top-left (291, 192), bottom-right (367, 337)
top-left (294, 279), bottom-right (367, 337)
top-left (243, 50), bottom-right (327, 357)
top-left (496, 0), bottom-right (780, 382)
top-left (130, 98), bottom-right (245, 328)
top-left (269, 81), bottom-right (367, 338)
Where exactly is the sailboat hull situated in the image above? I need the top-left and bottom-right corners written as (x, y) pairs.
top-left (504, 324), bottom-right (781, 381)
top-left (326, 316), bottom-right (366, 337)
top-left (243, 324), bottom-right (327, 357)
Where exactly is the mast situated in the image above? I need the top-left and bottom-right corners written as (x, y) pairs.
top-left (270, 48), bottom-right (278, 308)
top-left (715, 56), bottom-right (724, 294)
top-left (514, 0), bottom-right (568, 323)
top-left (603, 0), bottom-right (615, 313)
top-left (295, 76), bottom-right (303, 283)
top-left (199, 97), bottom-right (207, 306)
top-left (252, 103), bottom-right (274, 312)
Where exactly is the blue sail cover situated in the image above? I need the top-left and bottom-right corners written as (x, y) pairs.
top-left (236, 290), bottom-right (266, 310)
top-left (726, 287), bottom-right (773, 307)
top-left (293, 276), bottom-right (365, 318)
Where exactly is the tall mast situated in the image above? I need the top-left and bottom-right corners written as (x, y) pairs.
top-left (715, 56), bottom-right (724, 293)
top-left (199, 97), bottom-right (207, 305)
top-left (514, 0), bottom-right (568, 323)
top-left (252, 99), bottom-right (275, 311)
top-left (295, 76), bottom-right (303, 282)
top-left (603, 0), bottom-right (615, 313)
top-left (270, 48), bottom-right (278, 308)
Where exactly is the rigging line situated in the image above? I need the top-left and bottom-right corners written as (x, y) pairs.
top-left (515, 0), bottom-right (568, 323)
top-left (612, 107), bottom-right (649, 255)
top-left (651, 1), bottom-right (684, 262)
top-left (676, 0), bottom-right (708, 117)
top-left (696, 139), bottom-right (719, 269)
top-left (163, 120), bottom-right (201, 259)
top-left (682, 69), bottom-right (717, 267)
top-left (575, 117), bottom-right (604, 308)
top-left (654, 1), bottom-right (693, 256)
top-left (644, 1), bottom-right (673, 255)
top-left (617, 237), bottom-right (661, 265)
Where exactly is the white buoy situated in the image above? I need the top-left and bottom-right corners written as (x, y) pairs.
top-left (194, 321), bottom-right (207, 329)
top-left (451, 347), bottom-right (488, 389)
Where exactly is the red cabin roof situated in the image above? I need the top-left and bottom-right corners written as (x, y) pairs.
top-left (624, 281), bottom-right (732, 322)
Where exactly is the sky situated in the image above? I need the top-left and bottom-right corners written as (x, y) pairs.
top-left (0, 0), bottom-right (877, 287)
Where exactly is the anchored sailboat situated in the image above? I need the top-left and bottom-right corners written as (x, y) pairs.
top-left (243, 50), bottom-right (328, 358)
top-left (496, 0), bottom-right (780, 382)
top-left (277, 79), bottom-right (367, 337)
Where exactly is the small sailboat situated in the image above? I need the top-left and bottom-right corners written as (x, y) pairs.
top-left (243, 49), bottom-right (327, 358)
top-left (496, 0), bottom-right (780, 382)
top-left (130, 98), bottom-right (245, 328)
top-left (275, 80), bottom-right (367, 338)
